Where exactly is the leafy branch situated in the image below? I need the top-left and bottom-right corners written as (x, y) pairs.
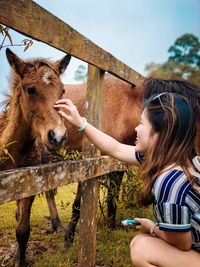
top-left (0, 25), bottom-right (33, 52)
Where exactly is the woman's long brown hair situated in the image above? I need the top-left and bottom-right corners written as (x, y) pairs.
top-left (137, 92), bottom-right (198, 206)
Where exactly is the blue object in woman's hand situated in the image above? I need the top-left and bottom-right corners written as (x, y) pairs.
top-left (121, 219), bottom-right (141, 226)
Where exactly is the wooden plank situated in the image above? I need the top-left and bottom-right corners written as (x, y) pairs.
top-left (78, 66), bottom-right (104, 267)
top-left (82, 66), bottom-right (105, 156)
top-left (0, 156), bottom-right (128, 204)
top-left (0, 0), bottom-right (145, 86)
top-left (78, 178), bottom-right (99, 266)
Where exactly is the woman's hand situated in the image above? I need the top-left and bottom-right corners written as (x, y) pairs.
top-left (135, 218), bottom-right (193, 250)
top-left (54, 99), bottom-right (84, 128)
top-left (134, 218), bottom-right (155, 234)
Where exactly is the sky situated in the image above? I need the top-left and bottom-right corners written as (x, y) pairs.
top-left (0, 0), bottom-right (200, 101)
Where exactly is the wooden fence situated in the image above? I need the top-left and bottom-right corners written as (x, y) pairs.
top-left (0, 0), bottom-right (145, 266)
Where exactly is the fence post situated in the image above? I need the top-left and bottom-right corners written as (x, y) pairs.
top-left (78, 65), bottom-right (105, 267)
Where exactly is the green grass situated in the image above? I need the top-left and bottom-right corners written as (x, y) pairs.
top-left (0, 183), bottom-right (152, 267)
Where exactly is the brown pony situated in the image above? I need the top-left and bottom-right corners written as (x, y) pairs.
top-left (0, 49), bottom-right (143, 266)
top-left (0, 48), bottom-right (71, 267)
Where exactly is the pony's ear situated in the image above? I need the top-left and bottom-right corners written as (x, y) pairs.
top-left (6, 48), bottom-right (30, 78)
top-left (55, 54), bottom-right (71, 75)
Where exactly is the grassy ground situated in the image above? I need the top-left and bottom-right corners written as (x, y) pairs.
top-left (0, 183), bottom-right (152, 267)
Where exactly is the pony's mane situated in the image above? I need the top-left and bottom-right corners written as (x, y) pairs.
top-left (0, 99), bottom-right (9, 136)
top-left (29, 58), bottom-right (58, 72)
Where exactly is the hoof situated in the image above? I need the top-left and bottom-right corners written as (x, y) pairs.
top-left (14, 261), bottom-right (26, 267)
top-left (50, 217), bottom-right (65, 233)
top-left (55, 224), bottom-right (66, 233)
top-left (64, 233), bottom-right (74, 249)
top-left (14, 256), bottom-right (26, 267)
top-left (14, 246), bottom-right (26, 267)
top-left (44, 224), bottom-right (65, 234)
top-left (61, 246), bottom-right (69, 252)
top-left (63, 241), bottom-right (72, 250)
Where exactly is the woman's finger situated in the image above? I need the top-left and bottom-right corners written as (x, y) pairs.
top-left (58, 110), bottom-right (70, 120)
top-left (54, 104), bottom-right (71, 111)
top-left (55, 99), bottom-right (73, 105)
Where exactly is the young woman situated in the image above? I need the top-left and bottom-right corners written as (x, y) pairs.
top-left (54, 84), bottom-right (200, 266)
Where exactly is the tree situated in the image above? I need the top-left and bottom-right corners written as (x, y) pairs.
top-left (145, 34), bottom-right (200, 85)
top-left (168, 34), bottom-right (200, 67)
top-left (74, 64), bottom-right (87, 82)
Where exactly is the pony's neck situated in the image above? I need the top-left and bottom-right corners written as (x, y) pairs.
top-left (0, 84), bottom-right (33, 167)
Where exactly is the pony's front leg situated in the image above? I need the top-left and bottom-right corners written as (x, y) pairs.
top-left (107, 171), bottom-right (124, 229)
top-left (45, 190), bottom-right (65, 232)
top-left (15, 196), bottom-right (35, 267)
top-left (64, 182), bottom-right (81, 248)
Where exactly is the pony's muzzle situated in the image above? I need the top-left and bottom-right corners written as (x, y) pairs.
top-left (48, 129), bottom-right (67, 148)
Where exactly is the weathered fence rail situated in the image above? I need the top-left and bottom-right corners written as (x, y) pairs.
top-left (0, 0), bottom-right (144, 266)
top-left (0, 156), bottom-right (128, 204)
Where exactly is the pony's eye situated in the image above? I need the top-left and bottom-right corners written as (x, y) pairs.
top-left (27, 86), bottom-right (37, 95)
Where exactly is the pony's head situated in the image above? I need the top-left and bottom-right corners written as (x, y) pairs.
top-left (6, 48), bottom-right (71, 151)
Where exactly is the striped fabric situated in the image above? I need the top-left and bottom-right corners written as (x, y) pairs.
top-left (135, 151), bottom-right (144, 163)
top-left (135, 152), bottom-right (200, 252)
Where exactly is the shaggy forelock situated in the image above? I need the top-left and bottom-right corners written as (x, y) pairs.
top-left (42, 72), bottom-right (51, 84)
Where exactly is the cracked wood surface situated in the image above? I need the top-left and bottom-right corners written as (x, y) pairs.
top-left (0, 156), bottom-right (128, 204)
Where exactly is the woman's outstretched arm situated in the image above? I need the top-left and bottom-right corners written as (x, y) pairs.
top-left (54, 98), bottom-right (140, 166)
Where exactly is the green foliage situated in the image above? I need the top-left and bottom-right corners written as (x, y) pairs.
top-left (0, 141), bottom-right (17, 164)
top-left (53, 147), bottom-right (83, 161)
top-left (168, 34), bottom-right (200, 67)
top-left (145, 61), bottom-right (200, 84)
top-left (98, 172), bottom-right (120, 222)
top-left (73, 64), bottom-right (87, 82)
top-left (119, 168), bottom-right (143, 209)
top-left (98, 168), bottom-right (147, 225)
top-left (145, 34), bottom-right (200, 85)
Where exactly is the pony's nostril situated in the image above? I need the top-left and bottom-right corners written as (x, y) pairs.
top-left (48, 130), bottom-right (57, 145)
top-left (48, 130), bottom-right (67, 147)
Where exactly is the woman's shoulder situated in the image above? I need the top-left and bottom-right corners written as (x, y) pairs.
top-left (153, 168), bottom-right (190, 203)
top-left (158, 166), bottom-right (186, 179)
top-left (159, 167), bottom-right (191, 187)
